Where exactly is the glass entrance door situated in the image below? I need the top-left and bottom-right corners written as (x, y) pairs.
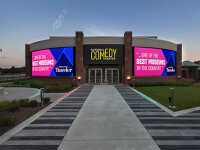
top-left (105, 68), bottom-right (119, 83)
top-left (89, 69), bottom-right (102, 83)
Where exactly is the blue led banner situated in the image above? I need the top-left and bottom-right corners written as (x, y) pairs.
top-left (32, 47), bottom-right (74, 76)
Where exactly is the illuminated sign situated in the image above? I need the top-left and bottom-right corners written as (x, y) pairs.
top-left (32, 47), bottom-right (74, 76)
top-left (84, 45), bottom-right (124, 64)
top-left (90, 48), bottom-right (117, 61)
top-left (134, 47), bottom-right (176, 76)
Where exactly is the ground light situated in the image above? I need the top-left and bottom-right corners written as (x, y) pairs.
top-left (126, 75), bottom-right (131, 85)
top-left (126, 76), bottom-right (131, 80)
top-left (77, 76), bottom-right (82, 80)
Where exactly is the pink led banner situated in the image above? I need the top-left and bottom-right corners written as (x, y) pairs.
top-left (134, 47), bottom-right (167, 76)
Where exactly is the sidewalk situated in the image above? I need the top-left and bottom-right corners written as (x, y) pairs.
top-left (0, 85), bottom-right (93, 150)
top-left (58, 85), bottom-right (160, 150)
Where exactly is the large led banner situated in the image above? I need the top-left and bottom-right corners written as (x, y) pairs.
top-left (83, 45), bottom-right (124, 64)
top-left (134, 47), bottom-right (176, 76)
top-left (32, 47), bottom-right (74, 76)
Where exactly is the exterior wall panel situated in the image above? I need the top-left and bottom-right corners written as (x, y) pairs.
top-left (133, 37), bottom-right (177, 51)
top-left (30, 38), bottom-right (75, 52)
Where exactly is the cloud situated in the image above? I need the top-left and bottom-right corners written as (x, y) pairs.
top-left (52, 8), bottom-right (66, 31)
top-left (62, 7), bottom-right (67, 14)
top-left (84, 27), bottom-right (106, 36)
top-left (0, 53), bottom-right (18, 59)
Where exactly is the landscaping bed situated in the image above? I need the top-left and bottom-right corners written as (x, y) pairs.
top-left (0, 98), bottom-right (50, 136)
top-left (136, 86), bottom-right (200, 111)
top-left (2, 79), bottom-right (74, 93)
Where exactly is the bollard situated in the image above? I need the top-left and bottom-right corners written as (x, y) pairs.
top-left (168, 88), bottom-right (176, 108)
top-left (73, 79), bottom-right (76, 88)
top-left (132, 78), bottom-right (135, 88)
top-left (40, 88), bottom-right (45, 107)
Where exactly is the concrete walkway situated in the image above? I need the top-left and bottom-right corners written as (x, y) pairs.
top-left (58, 85), bottom-right (160, 150)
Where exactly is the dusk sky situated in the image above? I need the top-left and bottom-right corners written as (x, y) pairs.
top-left (0, 0), bottom-right (200, 68)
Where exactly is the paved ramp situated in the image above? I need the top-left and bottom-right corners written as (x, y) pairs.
top-left (58, 85), bottom-right (159, 150)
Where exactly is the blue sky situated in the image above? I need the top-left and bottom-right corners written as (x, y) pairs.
top-left (0, 0), bottom-right (200, 68)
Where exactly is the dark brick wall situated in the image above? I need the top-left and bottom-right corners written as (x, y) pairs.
top-left (177, 44), bottom-right (182, 78)
top-left (75, 32), bottom-right (86, 85)
top-left (25, 44), bottom-right (31, 78)
top-left (123, 32), bottom-right (132, 84)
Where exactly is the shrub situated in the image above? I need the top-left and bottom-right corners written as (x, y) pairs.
top-left (19, 99), bottom-right (29, 107)
top-left (30, 82), bottom-right (45, 89)
top-left (19, 99), bottom-right (38, 107)
top-left (45, 83), bottom-right (72, 92)
top-left (28, 100), bottom-right (38, 107)
top-left (8, 100), bottom-right (20, 112)
top-left (2, 116), bottom-right (17, 126)
top-left (14, 80), bottom-right (73, 92)
top-left (14, 80), bottom-right (46, 88)
top-left (0, 101), bottom-right (10, 112)
top-left (132, 81), bottom-right (193, 87)
top-left (43, 97), bottom-right (50, 104)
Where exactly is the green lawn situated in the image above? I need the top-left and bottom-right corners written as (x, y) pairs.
top-left (136, 86), bottom-right (200, 111)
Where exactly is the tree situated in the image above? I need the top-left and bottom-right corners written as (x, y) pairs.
top-left (194, 60), bottom-right (200, 65)
top-left (10, 66), bottom-right (15, 80)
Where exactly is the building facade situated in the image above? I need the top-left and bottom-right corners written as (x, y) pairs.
top-left (182, 61), bottom-right (200, 82)
top-left (25, 31), bottom-right (182, 85)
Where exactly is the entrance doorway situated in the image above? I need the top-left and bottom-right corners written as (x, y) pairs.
top-left (88, 68), bottom-right (102, 83)
top-left (105, 68), bottom-right (119, 83)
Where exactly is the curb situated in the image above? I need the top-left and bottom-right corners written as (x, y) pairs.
top-left (28, 88), bottom-right (41, 99)
top-left (0, 87), bottom-right (79, 145)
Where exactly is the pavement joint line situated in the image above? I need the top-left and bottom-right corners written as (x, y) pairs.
top-left (66, 97), bottom-right (88, 98)
top-left (62, 139), bottom-right (157, 141)
top-left (0, 86), bottom-right (80, 145)
top-left (130, 87), bottom-right (200, 117)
